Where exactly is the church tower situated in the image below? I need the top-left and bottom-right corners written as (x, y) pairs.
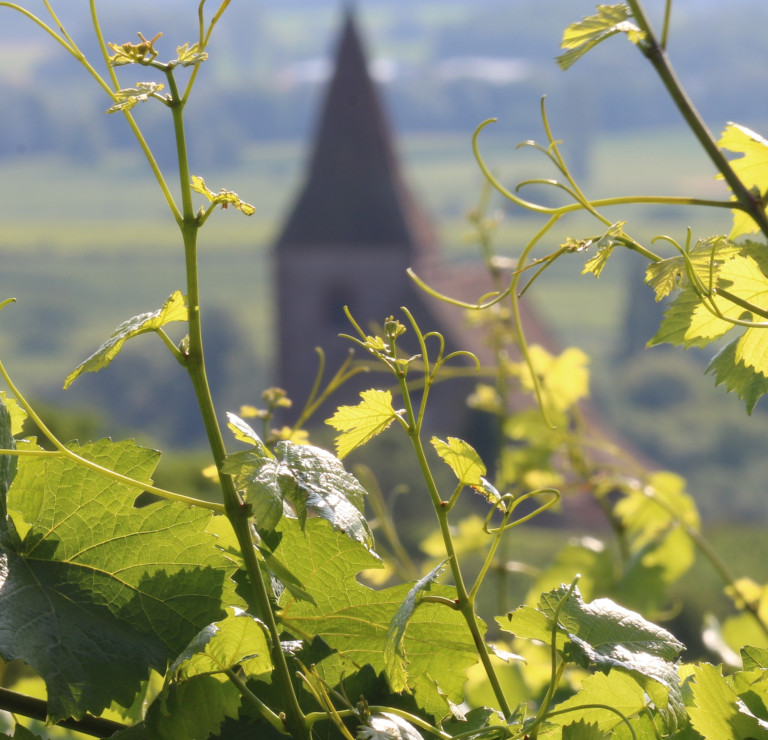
top-left (274, 9), bottom-right (438, 414)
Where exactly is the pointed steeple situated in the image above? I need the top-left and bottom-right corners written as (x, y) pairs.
top-left (275, 9), bottom-right (434, 253)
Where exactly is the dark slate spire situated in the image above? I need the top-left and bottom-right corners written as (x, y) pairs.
top-left (275, 9), bottom-right (434, 254)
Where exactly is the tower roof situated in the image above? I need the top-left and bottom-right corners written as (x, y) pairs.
top-left (275, 9), bottom-right (435, 253)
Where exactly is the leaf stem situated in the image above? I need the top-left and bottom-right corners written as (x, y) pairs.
top-left (225, 669), bottom-right (287, 735)
top-left (0, 355), bottom-right (225, 512)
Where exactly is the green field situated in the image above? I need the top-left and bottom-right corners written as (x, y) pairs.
top-left (0, 125), bottom-right (736, 450)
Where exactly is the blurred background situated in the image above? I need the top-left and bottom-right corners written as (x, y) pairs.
top-left (1, 0), bottom-right (768, 523)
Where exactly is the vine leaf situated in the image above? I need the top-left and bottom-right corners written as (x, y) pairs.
top-left (644, 236), bottom-right (740, 301)
top-left (145, 674), bottom-right (241, 740)
top-left (190, 176), bottom-right (255, 215)
top-left (557, 4), bottom-right (645, 71)
top-left (326, 389), bottom-right (399, 459)
top-left (384, 560), bottom-right (448, 692)
top-left (174, 42), bottom-right (208, 67)
top-left (509, 345), bottom-right (590, 416)
top-left (560, 721), bottom-right (610, 739)
top-left (275, 517), bottom-right (481, 719)
top-left (358, 713), bottom-right (422, 740)
top-left (500, 585), bottom-right (685, 727)
top-left (650, 254), bottom-right (768, 369)
top-left (106, 81), bottom-right (165, 113)
top-left (580, 222), bottom-right (625, 278)
top-left (431, 437), bottom-right (485, 487)
top-left (613, 472), bottom-right (699, 592)
top-left (718, 122), bottom-right (768, 239)
top-left (224, 440), bottom-right (373, 549)
top-left (547, 671), bottom-right (646, 735)
top-left (685, 662), bottom-right (768, 739)
top-left (0, 438), bottom-right (240, 722)
top-left (64, 291), bottom-right (188, 389)
top-left (170, 610), bottom-right (273, 681)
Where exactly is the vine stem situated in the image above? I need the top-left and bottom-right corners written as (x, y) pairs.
top-left (394, 367), bottom-right (512, 719)
top-left (626, 0), bottom-right (768, 240)
top-left (165, 69), bottom-right (309, 740)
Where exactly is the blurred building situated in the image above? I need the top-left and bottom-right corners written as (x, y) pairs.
top-left (274, 9), bottom-right (556, 439)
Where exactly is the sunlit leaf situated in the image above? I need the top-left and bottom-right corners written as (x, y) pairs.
top-left (64, 291), bottom-right (187, 388)
top-left (431, 436), bottom-right (485, 487)
top-left (557, 4), bottom-right (645, 71)
top-left (685, 662), bottom-right (768, 739)
top-left (106, 81), bottom-right (165, 113)
top-left (384, 560), bottom-right (448, 692)
top-left (170, 610), bottom-right (272, 681)
top-left (718, 123), bottom-right (768, 239)
top-left (580, 222), bottom-right (625, 278)
top-left (326, 389), bottom-right (399, 458)
top-left (645, 236), bottom-right (740, 301)
top-left (0, 439), bottom-right (240, 722)
top-left (511, 345), bottom-right (590, 414)
top-left (548, 671), bottom-right (646, 734)
top-left (145, 673), bottom-right (241, 740)
top-left (707, 338), bottom-right (768, 413)
top-left (501, 585), bottom-right (685, 727)
top-left (174, 42), bottom-right (208, 67)
top-left (358, 713), bottom-right (422, 740)
top-left (190, 175), bottom-right (255, 216)
top-left (224, 440), bottom-right (373, 548)
top-left (276, 518), bottom-right (480, 718)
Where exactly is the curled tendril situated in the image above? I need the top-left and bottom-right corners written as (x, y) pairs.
top-left (483, 488), bottom-right (561, 534)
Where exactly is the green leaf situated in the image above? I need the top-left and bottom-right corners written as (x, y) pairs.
top-left (190, 176), bottom-right (255, 216)
top-left (694, 255), bottom-right (768, 337)
top-left (648, 286), bottom-right (712, 348)
top-left (580, 222), bottom-right (625, 278)
top-left (511, 345), bottom-right (590, 414)
top-left (718, 123), bottom-right (768, 239)
top-left (64, 291), bottom-right (187, 389)
top-left (742, 646), bottom-right (768, 671)
top-left (707, 338), bottom-right (768, 413)
top-left (170, 610), bottom-right (273, 681)
top-left (358, 713), bottom-right (423, 740)
top-left (0, 391), bottom-right (25, 436)
top-left (276, 441), bottom-right (373, 548)
top-left (685, 662), bottom-right (768, 739)
top-left (226, 412), bottom-right (268, 451)
top-left (223, 450), bottom-right (294, 532)
top-left (431, 437), bottom-right (485, 487)
top-left (549, 671), bottom-right (645, 734)
top-left (145, 673), bottom-right (241, 740)
top-left (174, 42), bottom-right (208, 67)
top-left (614, 471), bottom-right (699, 586)
top-left (0, 438), bottom-right (240, 722)
top-left (557, 4), bottom-right (645, 71)
top-left (560, 720), bottom-right (610, 739)
top-left (106, 81), bottom-right (165, 113)
top-left (644, 236), bottom-right (740, 301)
top-left (502, 585), bottom-right (684, 726)
top-left (224, 440), bottom-right (373, 548)
top-left (276, 518), bottom-right (481, 718)
top-left (384, 560), bottom-right (448, 692)
top-left (326, 389), bottom-right (399, 459)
